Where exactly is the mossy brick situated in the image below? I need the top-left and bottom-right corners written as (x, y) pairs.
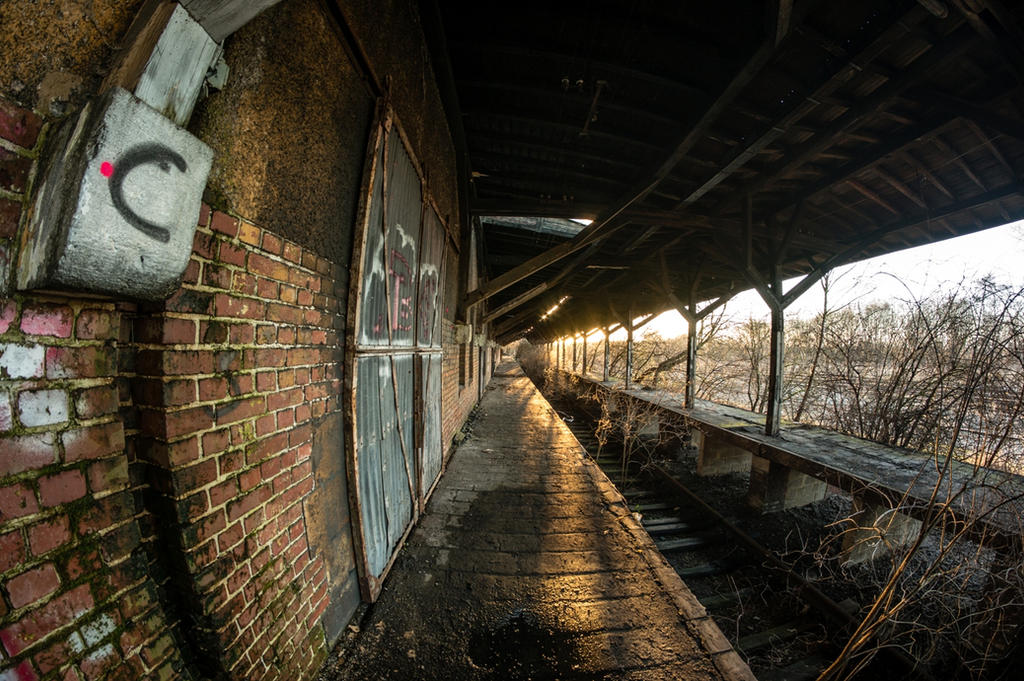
top-left (215, 350), bottom-right (240, 373)
top-left (73, 310), bottom-right (116, 341)
top-left (28, 515), bottom-right (71, 556)
top-left (255, 277), bottom-right (278, 300)
top-left (0, 300), bottom-right (17, 334)
top-left (98, 523), bottom-right (141, 564)
top-left (164, 289), bottom-right (214, 315)
top-left (45, 346), bottom-right (116, 380)
top-left (217, 241), bottom-right (246, 267)
top-left (227, 322), bottom-right (255, 344)
top-left (200, 320), bottom-right (229, 344)
top-left (192, 230), bottom-right (216, 259)
top-left (0, 661), bottom-right (40, 681)
top-left (0, 149), bottom-right (31, 193)
top-left (1, 433), bottom-right (56, 476)
top-left (215, 396), bottom-right (265, 426)
top-left (63, 548), bottom-right (102, 582)
top-left (0, 481), bottom-right (40, 523)
top-left (230, 272), bottom-right (257, 296)
top-left (72, 386), bottom-right (119, 420)
top-left (6, 563), bottom-right (61, 609)
top-left (76, 494), bottom-right (133, 536)
top-left (202, 264), bottom-right (232, 290)
top-left (0, 100), bottom-right (42, 148)
top-left (0, 530), bottom-right (27, 573)
top-left (228, 373), bottom-right (253, 396)
top-left (38, 470), bottom-right (86, 507)
top-left (80, 642), bottom-right (119, 680)
top-left (0, 583), bottom-right (94, 656)
top-left (87, 457), bottom-right (130, 494)
top-left (210, 212), bottom-right (238, 237)
top-left (159, 405), bottom-right (216, 440)
top-left (170, 459), bottom-right (217, 494)
top-left (136, 349), bottom-right (215, 377)
top-left (0, 198), bottom-right (22, 239)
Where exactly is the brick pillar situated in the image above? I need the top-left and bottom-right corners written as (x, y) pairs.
top-left (694, 431), bottom-right (752, 476)
top-left (840, 493), bottom-right (923, 565)
top-left (746, 456), bottom-right (827, 512)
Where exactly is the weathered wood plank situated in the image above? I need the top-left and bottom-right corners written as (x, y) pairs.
top-left (180, 0), bottom-right (285, 41)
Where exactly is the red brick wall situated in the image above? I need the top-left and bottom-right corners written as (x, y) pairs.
top-left (130, 207), bottom-right (342, 680)
top-left (1, 98), bottom-right (192, 681)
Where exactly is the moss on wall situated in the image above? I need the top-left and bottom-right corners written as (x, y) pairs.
top-left (189, 0), bottom-right (373, 266)
top-left (0, 0), bottom-right (143, 113)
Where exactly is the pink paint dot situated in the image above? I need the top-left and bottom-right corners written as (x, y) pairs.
top-left (100, 162), bottom-right (114, 177)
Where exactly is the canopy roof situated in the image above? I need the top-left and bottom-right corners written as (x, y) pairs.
top-left (432, 0), bottom-right (1024, 342)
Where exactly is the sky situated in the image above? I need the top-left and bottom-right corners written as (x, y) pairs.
top-left (589, 221), bottom-right (1024, 342)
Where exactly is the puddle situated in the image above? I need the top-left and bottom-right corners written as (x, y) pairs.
top-left (467, 608), bottom-right (598, 680)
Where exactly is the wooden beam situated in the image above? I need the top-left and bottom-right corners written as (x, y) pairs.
top-left (674, 4), bottom-right (928, 209)
top-left (845, 179), bottom-right (901, 215)
top-left (733, 25), bottom-right (975, 201)
top-left (904, 87), bottom-right (1024, 141)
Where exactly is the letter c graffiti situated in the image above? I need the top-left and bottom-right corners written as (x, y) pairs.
top-left (107, 143), bottom-right (188, 243)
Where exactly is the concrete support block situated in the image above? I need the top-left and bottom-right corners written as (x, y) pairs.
top-left (746, 455), bottom-right (827, 512)
top-left (695, 431), bottom-right (752, 476)
top-left (840, 494), bottom-right (923, 565)
top-left (18, 87), bottom-right (212, 300)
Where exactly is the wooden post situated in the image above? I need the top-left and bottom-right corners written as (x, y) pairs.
top-left (766, 297), bottom-right (785, 437)
top-left (582, 333), bottom-right (588, 377)
top-left (603, 327), bottom-right (610, 382)
top-left (685, 312), bottom-right (697, 409)
top-left (572, 335), bottom-right (578, 373)
top-left (625, 311), bottom-right (634, 390)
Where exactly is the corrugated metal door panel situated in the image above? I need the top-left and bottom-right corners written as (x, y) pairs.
top-left (356, 355), bottom-right (388, 576)
top-left (419, 353), bottom-right (443, 498)
top-left (417, 207), bottom-right (444, 348)
top-left (382, 134), bottom-right (421, 348)
top-left (382, 353), bottom-right (415, 552)
top-left (357, 139), bottom-right (388, 347)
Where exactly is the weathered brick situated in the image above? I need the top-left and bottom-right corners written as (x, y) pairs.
top-left (61, 422), bottom-right (125, 463)
top-left (214, 293), bottom-right (265, 320)
top-left (0, 433), bottom-right (56, 476)
top-left (20, 306), bottom-right (73, 338)
top-left (162, 406), bottom-right (216, 440)
top-left (28, 516), bottom-right (71, 557)
top-left (74, 310), bottom-right (115, 341)
top-left (0, 661), bottom-right (39, 681)
top-left (6, 563), bottom-right (61, 609)
top-left (0, 530), bottom-right (26, 573)
top-left (0, 583), bottom-right (93, 656)
top-left (238, 221), bottom-right (261, 247)
top-left (218, 241), bottom-right (246, 267)
top-left (0, 100), bottom-right (42, 148)
top-left (0, 197), bottom-right (22, 238)
top-left (87, 457), bottom-right (130, 494)
top-left (0, 392), bottom-right (11, 433)
top-left (80, 642), bottom-right (119, 680)
top-left (45, 346), bottom-right (116, 379)
top-left (204, 264), bottom-right (233, 290)
top-left (0, 342), bottom-right (45, 379)
top-left (17, 389), bottom-right (69, 427)
top-left (73, 385), bottom-right (120, 420)
top-left (198, 377), bottom-right (228, 402)
top-left (38, 470), bottom-right (87, 507)
top-left (210, 212), bottom-right (238, 237)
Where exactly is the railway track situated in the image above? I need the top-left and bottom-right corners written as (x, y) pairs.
top-left (543, 391), bottom-right (919, 681)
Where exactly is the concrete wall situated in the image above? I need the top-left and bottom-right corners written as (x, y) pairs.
top-left (0, 1), bottom-right (485, 680)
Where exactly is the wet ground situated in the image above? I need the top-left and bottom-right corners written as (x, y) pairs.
top-left (320, 363), bottom-right (753, 681)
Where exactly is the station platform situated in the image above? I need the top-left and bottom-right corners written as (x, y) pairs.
top-left (325, 362), bottom-right (753, 681)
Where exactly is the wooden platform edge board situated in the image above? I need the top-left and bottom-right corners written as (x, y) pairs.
top-left (531, 372), bottom-right (756, 680)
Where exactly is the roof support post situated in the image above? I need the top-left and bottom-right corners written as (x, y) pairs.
top-left (625, 307), bottom-right (635, 390)
top-left (766, 288), bottom-right (785, 437)
top-left (603, 327), bottom-right (611, 382)
top-left (582, 332), bottom-right (588, 377)
top-left (572, 335), bottom-right (578, 373)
